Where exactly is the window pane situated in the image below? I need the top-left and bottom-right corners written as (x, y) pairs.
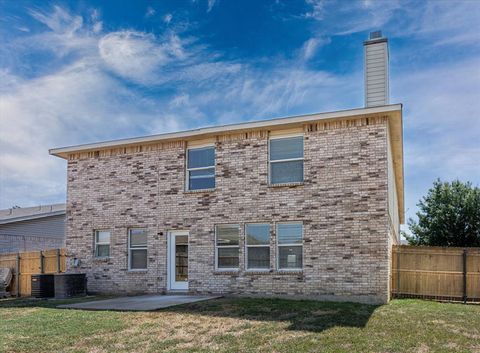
top-left (188, 147), bottom-right (215, 168)
top-left (189, 168), bottom-right (215, 178)
top-left (189, 168), bottom-right (215, 190)
top-left (246, 224), bottom-right (270, 245)
top-left (96, 231), bottom-right (110, 244)
top-left (271, 160), bottom-right (303, 184)
top-left (189, 177), bottom-right (215, 190)
top-left (130, 229), bottom-right (147, 247)
top-left (247, 247), bottom-right (270, 269)
top-left (277, 223), bottom-right (303, 244)
top-left (270, 136), bottom-right (303, 161)
top-left (278, 246), bottom-right (302, 269)
top-left (217, 247), bottom-right (239, 268)
top-left (216, 225), bottom-right (239, 246)
top-left (175, 236), bottom-right (188, 281)
top-left (96, 244), bottom-right (110, 257)
top-left (130, 249), bottom-right (147, 269)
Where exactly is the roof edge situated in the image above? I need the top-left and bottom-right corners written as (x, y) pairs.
top-left (49, 104), bottom-right (402, 158)
top-left (0, 210), bottom-right (66, 225)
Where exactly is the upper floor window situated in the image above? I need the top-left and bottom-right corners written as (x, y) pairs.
top-left (269, 136), bottom-right (304, 185)
top-left (277, 222), bottom-right (303, 270)
top-left (94, 230), bottom-right (110, 258)
top-left (187, 146), bottom-right (215, 190)
top-left (215, 224), bottom-right (240, 270)
top-left (128, 229), bottom-right (147, 270)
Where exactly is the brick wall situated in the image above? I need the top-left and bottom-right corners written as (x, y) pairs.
top-left (66, 119), bottom-right (392, 304)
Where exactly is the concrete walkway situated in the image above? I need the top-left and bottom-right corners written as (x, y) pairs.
top-left (58, 294), bottom-right (221, 311)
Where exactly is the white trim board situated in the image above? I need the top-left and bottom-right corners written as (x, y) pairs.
top-left (49, 104), bottom-right (402, 158)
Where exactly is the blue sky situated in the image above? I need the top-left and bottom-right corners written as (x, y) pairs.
top-left (0, 0), bottom-right (479, 226)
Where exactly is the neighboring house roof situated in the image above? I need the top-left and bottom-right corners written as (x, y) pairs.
top-left (49, 104), bottom-right (403, 221)
top-left (0, 203), bottom-right (66, 225)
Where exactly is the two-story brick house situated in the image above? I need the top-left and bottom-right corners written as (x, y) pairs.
top-left (50, 32), bottom-right (403, 304)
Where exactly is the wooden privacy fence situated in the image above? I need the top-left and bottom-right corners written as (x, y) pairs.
top-left (391, 245), bottom-right (480, 302)
top-left (0, 248), bottom-right (66, 297)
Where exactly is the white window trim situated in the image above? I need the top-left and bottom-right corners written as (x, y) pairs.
top-left (268, 134), bottom-right (304, 185)
top-left (245, 223), bottom-right (270, 271)
top-left (186, 144), bottom-right (216, 191)
top-left (276, 222), bottom-right (304, 271)
top-left (128, 229), bottom-right (148, 271)
top-left (215, 224), bottom-right (240, 271)
top-left (94, 230), bottom-right (110, 258)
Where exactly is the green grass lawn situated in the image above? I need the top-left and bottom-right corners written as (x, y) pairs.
top-left (0, 297), bottom-right (479, 353)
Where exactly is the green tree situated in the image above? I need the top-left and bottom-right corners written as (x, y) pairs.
top-left (405, 180), bottom-right (480, 247)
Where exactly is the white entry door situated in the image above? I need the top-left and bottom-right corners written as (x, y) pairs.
top-left (168, 231), bottom-right (189, 291)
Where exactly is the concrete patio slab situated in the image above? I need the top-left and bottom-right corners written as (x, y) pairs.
top-left (57, 294), bottom-right (221, 311)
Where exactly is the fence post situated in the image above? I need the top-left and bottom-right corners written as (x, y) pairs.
top-left (15, 253), bottom-right (20, 297)
top-left (463, 249), bottom-right (467, 304)
top-left (396, 246), bottom-right (400, 298)
top-left (40, 251), bottom-right (44, 274)
top-left (57, 249), bottom-right (61, 273)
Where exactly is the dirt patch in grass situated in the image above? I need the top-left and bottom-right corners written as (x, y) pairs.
top-left (311, 309), bottom-right (339, 316)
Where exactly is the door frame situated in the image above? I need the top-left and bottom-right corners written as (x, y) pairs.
top-left (167, 230), bottom-right (189, 291)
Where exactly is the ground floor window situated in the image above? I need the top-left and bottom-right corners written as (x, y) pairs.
top-left (245, 223), bottom-right (270, 270)
top-left (94, 230), bottom-right (110, 258)
top-left (276, 222), bottom-right (303, 270)
top-left (128, 229), bottom-right (147, 270)
top-left (215, 224), bottom-right (240, 270)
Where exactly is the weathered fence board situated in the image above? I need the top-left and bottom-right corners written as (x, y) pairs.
top-left (0, 248), bottom-right (66, 296)
top-left (392, 245), bottom-right (480, 302)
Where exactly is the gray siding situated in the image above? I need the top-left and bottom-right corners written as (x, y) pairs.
top-left (0, 235), bottom-right (64, 254)
top-left (0, 215), bottom-right (65, 254)
top-left (364, 39), bottom-right (389, 107)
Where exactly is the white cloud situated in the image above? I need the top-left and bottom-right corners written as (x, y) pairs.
top-left (97, 30), bottom-right (246, 86)
top-left (412, 1), bottom-right (480, 48)
top-left (207, 0), bottom-right (217, 13)
top-left (169, 93), bottom-right (190, 107)
top-left (0, 69), bottom-right (22, 93)
top-left (393, 59), bottom-right (480, 130)
top-left (7, 6), bottom-right (100, 63)
top-left (29, 5), bottom-right (83, 35)
top-left (392, 58), bottom-right (480, 221)
top-left (98, 31), bottom-right (171, 83)
top-left (433, 32), bottom-right (480, 47)
top-left (90, 8), bottom-right (100, 21)
top-left (163, 13), bottom-right (173, 24)
top-left (92, 21), bottom-right (103, 33)
top-left (300, 37), bottom-right (330, 61)
top-left (303, 0), bottom-right (480, 49)
top-left (183, 65), bottom-right (356, 126)
top-left (304, 0), bottom-right (326, 20)
top-left (145, 6), bottom-right (156, 18)
top-left (179, 61), bottom-right (242, 82)
top-left (416, 1), bottom-right (480, 35)
top-left (0, 62), bottom-right (186, 208)
top-left (335, 0), bottom-right (402, 35)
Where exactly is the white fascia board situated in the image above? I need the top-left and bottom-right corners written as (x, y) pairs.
top-left (49, 104), bottom-right (402, 157)
top-left (0, 210), bottom-right (66, 225)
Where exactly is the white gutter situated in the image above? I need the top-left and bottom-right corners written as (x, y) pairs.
top-left (49, 104), bottom-right (402, 157)
top-left (0, 210), bottom-right (66, 225)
